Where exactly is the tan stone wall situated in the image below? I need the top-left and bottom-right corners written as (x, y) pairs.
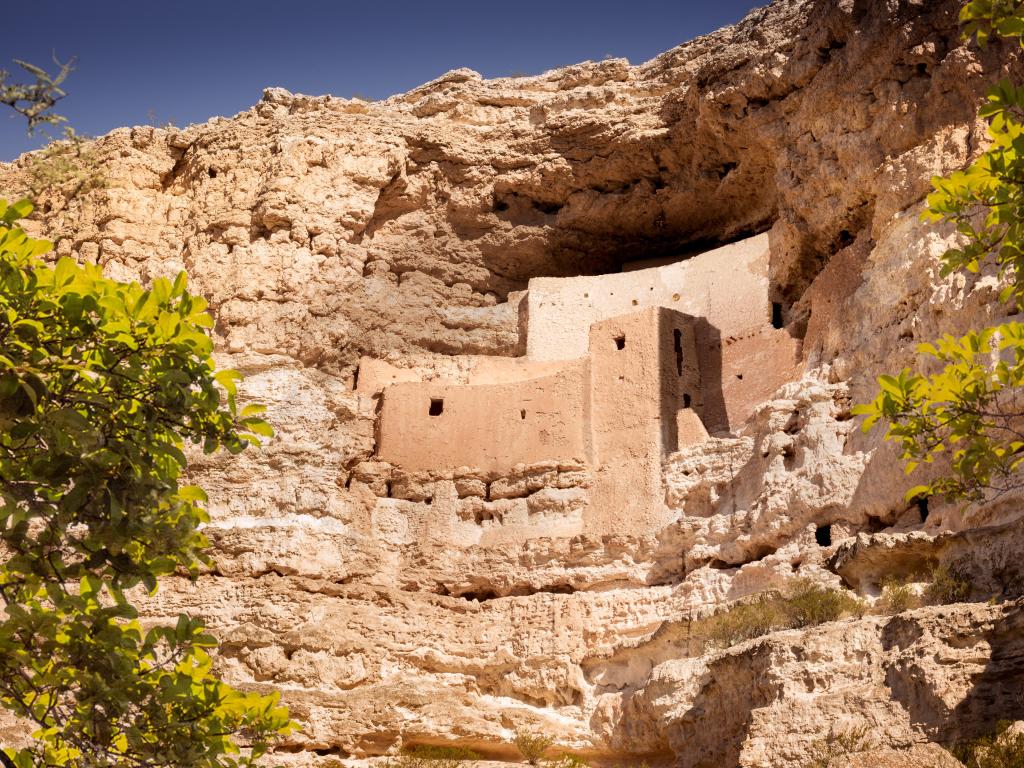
top-left (525, 233), bottom-right (772, 361)
top-left (585, 307), bottom-right (700, 534)
top-left (376, 360), bottom-right (590, 474)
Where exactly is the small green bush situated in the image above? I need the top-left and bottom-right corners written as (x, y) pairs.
top-left (879, 575), bottom-right (920, 614)
top-left (515, 731), bottom-right (555, 765)
top-left (701, 594), bottom-right (789, 649)
top-left (953, 721), bottom-right (1024, 768)
top-left (786, 579), bottom-right (866, 627)
top-left (698, 581), bottom-right (865, 651)
top-left (922, 565), bottom-right (973, 606)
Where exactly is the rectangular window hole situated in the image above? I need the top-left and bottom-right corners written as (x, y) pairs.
top-left (771, 302), bottom-right (784, 329)
top-left (683, 393), bottom-right (692, 408)
top-left (614, 335), bottom-right (626, 350)
top-left (520, 409), bottom-right (526, 420)
top-left (429, 398), bottom-right (444, 416)
top-left (673, 328), bottom-right (683, 376)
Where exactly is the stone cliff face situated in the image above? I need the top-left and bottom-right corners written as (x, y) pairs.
top-left (4, 0), bottom-right (1024, 765)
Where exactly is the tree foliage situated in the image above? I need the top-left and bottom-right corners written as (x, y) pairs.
top-left (0, 59), bottom-right (73, 133)
top-left (854, 0), bottom-right (1024, 503)
top-left (0, 199), bottom-right (292, 767)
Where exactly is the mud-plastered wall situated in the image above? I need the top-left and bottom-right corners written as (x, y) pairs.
top-left (525, 234), bottom-right (772, 362)
top-left (376, 360), bottom-right (590, 474)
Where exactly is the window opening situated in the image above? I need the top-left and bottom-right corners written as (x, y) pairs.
top-left (429, 398), bottom-right (444, 416)
top-left (771, 302), bottom-right (784, 329)
top-left (815, 524), bottom-right (832, 547)
top-left (520, 409), bottom-right (526, 420)
top-left (673, 329), bottom-right (684, 376)
top-left (683, 393), bottom-right (692, 408)
top-left (614, 335), bottom-right (626, 350)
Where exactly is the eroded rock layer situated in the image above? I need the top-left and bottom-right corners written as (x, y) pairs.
top-left (3, 0), bottom-right (1024, 765)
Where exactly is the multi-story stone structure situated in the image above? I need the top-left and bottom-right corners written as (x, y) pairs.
top-left (356, 233), bottom-right (799, 538)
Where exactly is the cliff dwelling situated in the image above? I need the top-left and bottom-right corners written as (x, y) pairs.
top-left (355, 233), bottom-right (800, 540)
top-left (8, 1), bottom-right (1020, 763)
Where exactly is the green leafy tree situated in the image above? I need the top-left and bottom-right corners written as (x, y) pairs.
top-left (854, 1), bottom-right (1024, 503)
top-left (0, 198), bottom-right (292, 767)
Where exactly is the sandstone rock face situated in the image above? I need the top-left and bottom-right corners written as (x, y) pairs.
top-left (3, 0), bottom-right (1024, 765)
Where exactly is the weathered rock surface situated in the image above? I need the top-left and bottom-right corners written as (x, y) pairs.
top-left (3, 0), bottom-right (1024, 765)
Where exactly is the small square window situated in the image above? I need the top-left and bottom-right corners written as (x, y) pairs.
top-left (614, 335), bottom-right (626, 350)
top-left (429, 398), bottom-right (444, 416)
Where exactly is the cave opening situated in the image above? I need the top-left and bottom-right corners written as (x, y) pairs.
top-left (815, 524), bottom-right (832, 547)
top-left (916, 496), bottom-right (930, 523)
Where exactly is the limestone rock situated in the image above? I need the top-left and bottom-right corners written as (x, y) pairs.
top-left (2, 0), bottom-right (1023, 765)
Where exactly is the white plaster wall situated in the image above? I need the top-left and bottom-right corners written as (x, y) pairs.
top-left (525, 233), bottom-right (771, 361)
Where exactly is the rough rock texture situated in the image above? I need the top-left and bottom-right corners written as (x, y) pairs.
top-left (3, 0), bottom-right (1024, 765)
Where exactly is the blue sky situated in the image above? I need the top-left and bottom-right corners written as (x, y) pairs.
top-left (2, 1), bottom-right (763, 161)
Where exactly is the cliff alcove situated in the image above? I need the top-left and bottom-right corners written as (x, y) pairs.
top-left (3, 0), bottom-right (1024, 765)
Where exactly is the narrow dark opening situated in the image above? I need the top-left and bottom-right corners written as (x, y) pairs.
top-left (460, 589), bottom-right (499, 602)
top-left (683, 393), bottom-right (692, 409)
top-left (815, 524), bottom-right (832, 547)
top-left (520, 409), bottom-right (526, 420)
top-left (717, 161), bottom-right (738, 180)
top-left (208, 167), bottom-right (217, 179)
top-left (771, 302), bottom-right (784, 329)
top-left (614, 335), bottom-right (626, 350)
top-left (916, 496), bottom-right (930, 523)
top-left (673, 328), bottom-right (683, 376)
top-left (352, 363), bottom-right (360, 390)
top-left (736, 373), bottom-right (744, 381)
top-left (429, 398), bottom-right (444, 416)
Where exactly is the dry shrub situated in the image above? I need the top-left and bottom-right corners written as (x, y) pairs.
top-left (699, 580), bottom-right (865, 651)
top-left (387, 744), bottom-right (481, 768)
top-left (879, 575), bottom-right (920, 614)
top-left (515, 731), bottom-right (555, 765)
top-left (786, 579), bottom-right (865, 627)
top-left (954, 722), bottom-right (1024, 768)
top-left (701, 594), bottom-right (789, 650)
top-left (25, 128), bottom-right (106, 204)
top-left (803, 725), bottom-right (873, 768)
top-left (922, 565), bottom-right (973, 606)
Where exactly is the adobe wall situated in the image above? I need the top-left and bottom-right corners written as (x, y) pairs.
top-left (718, 329), bottom-right (803, 431)
top-left (585, 307), bottom-right (702, 534)
top-left (375, 360), bottom-right (590, 474)
top-left (356, 355), bottom-right (571, 396)
top-left (525, 233), bottom-right (772, 361)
